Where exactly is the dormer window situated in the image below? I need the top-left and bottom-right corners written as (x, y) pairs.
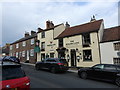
top-left (41, 31), bottom-right (45, 38)
top-left (82, 33), bottom-right (91, 47)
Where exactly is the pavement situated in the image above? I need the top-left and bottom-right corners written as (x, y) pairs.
top-left (20, 62), bottom-right (78, 73)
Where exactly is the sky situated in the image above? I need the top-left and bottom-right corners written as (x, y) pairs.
top-left (0, 0), bottom-right (119, 46)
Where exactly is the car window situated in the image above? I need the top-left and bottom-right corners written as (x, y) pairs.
top-left (2, 66), bottom-right (26, 81)
top-left (59, 59), bottom-right (67, 63)
top-left (117, 66), bottom-right (120, 70)
top-left (93, 64), bottom-right (104, 69)
top-left (104, 65), bottom-right (116, 70)
top-left (46, 59), bottom-right (56, 62)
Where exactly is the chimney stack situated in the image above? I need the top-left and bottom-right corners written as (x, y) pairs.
top-left (31, 31), bottom-right (36, 35)
top-left (65, 22), bottom-right (70, 28)
top-left (46, 20), bottom-right (54, 29)
top-left (25, 32), bottom-right (29, 37)
top-left (90, 15), bottom-right (96, 22)
top-left (37, 27), bottom-right (43, 32)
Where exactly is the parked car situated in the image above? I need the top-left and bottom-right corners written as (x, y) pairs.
top-left (0, 56), bottom-right (30, 90)
top-left (78, 64), bottom-right (120, 86)
top-left (35, 58), bottom-right (69, 73)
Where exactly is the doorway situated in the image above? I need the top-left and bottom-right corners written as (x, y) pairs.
top-left (71, 49), bottom-right (76, 67)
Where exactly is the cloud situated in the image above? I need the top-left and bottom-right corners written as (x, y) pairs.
top-left (1, 1), bottom-right (118, 46)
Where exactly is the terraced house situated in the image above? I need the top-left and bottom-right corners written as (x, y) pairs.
top-left (55, 19), bottom-right (104, 67)
top-left (37, 20), bottom-right (66, 61)
top-left (9, 31), bottom-right (37, 64)
top-left (36, 18), bottom-right (105, 67)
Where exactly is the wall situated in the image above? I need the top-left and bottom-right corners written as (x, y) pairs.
top-left (100, 41), bottom-right (119, 64)
top-left (64, 32), bottom-right (100, 67)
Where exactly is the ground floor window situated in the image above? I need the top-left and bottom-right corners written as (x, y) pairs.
top-left (30, 49), bottom-right (34, 56)
top-left (83, 50), bottom-right (92, 61)
top-left (16, 52), bottom-right (18, 58)
top-left (22, 51), bottom-right (25, 57)
top-left (50, 53), bottom-right (54, 58)
top-left (41, 53), bottom-right (45, 61)
top-left (113, 58), bottom-right (120, 65)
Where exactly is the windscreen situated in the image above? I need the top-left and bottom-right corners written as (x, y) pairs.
top-left (1, 66), bottom-right (26, 81)
top-left (59, 59), bottom-right (67, 63)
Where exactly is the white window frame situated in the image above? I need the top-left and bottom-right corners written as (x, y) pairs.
top-left (22, 51), bottom-right (25, 57)
top-left (16, 43), bottom-right (19, 48)
top-left (30, 49), bottom-right (34, 56)
top-left (16, 52), bottom-right (18, 58)
top-left (22, 41), bottom-right (26, 47)
top-left (10, 45), bottom-right (13, 50)
top-left (31, 38), bottom-right (34, 45)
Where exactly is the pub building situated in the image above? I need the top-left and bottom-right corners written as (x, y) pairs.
top-left (55, 18), bottom-right (104, 67)
top-left (37, 18), bottom-right (104, 67)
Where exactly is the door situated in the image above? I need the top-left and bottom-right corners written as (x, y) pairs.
top-left (27, 50), bottom-right (29, 61)
top-left (71, 49), bottom-right (76, 67)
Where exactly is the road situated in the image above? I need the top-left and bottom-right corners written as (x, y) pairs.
top-left (22, 64), bottom-right (119, 88)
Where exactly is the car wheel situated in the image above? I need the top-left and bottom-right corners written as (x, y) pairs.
top-left (80, 72), bottom-right (87, 79)
top-left (51, 67), bottom-right (56, 73)
top-left (35, 65), bottom-right (40, 70)
top-left (115, 78), bottom-right (120, 87)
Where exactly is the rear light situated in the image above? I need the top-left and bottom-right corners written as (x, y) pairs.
top-left (57, 63), bottom-right (64, 65)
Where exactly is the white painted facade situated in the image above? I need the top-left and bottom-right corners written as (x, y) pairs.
top-left (100, 41), bottom-right (120, 64)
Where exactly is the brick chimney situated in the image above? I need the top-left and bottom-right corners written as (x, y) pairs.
top-left (46, 20), bottom-right (51, 29)
top-left (46, 20), bottom-right (54, 29)
top-left (37, 28), bottom-right (43, 33)
top-left (25, 32), bottom-right (29, 37)
top-left (31, 31), bottom-right (36, 35)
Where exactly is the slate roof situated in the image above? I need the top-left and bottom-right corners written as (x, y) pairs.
top-left (10, 33), bottom-right (37, 45)
top-left (56, 19), bottom-right (103, 39)
top-left (101, 26), bottom-right (120, 43)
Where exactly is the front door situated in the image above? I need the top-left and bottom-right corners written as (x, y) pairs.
top-left (27, 50), bottom-right (29, 61)
top-left (71, 49), bottom-right (76, 67)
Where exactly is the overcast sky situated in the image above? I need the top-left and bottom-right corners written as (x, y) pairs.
top-left (0, 0), bottom-right (119, 46)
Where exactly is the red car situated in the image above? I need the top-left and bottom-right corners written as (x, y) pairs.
top-left (0, 56), bottom-right (30, 90)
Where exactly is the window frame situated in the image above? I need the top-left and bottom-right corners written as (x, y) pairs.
top-left (41, 31), bottom-right (45, 38)
top-left (83, 50), bottom-right (92, 61)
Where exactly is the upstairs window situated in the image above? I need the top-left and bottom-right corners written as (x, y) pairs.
top-left (41, 42), bottom-right (45, 51)
top-left (31, 38), bottom-right (34, 45)
top-left (83, 50), bottom-right (92, 61)
top-left (10, 45), bottom-right (13, 50)
top-left (22, 41), bottom-right (26, 47)
top-left (41, 31), bottom-right (45, 38)
top-left (59, 38), bottom-right (63, 47)
top-left (16, 43), bottom-right (19, 48)
top-left (82, 33), bottom-right (91, 47)
top-left (114, 42), bottom-right (120, 51)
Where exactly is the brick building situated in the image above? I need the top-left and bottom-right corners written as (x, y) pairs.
top-left (9, 31), bottom-right (37, 64)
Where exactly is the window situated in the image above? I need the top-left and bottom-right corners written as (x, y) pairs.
top-left (19, 52), bottom-right (22, 57)
top-left (22, 41), bottom-right (26, 47)
top-left (59, 38), bottom-right (63, 47)
top-left (93, 64), bottom-right (104, 69)
top-left (31, 38), bottom-right (34, 45)
top-left (10, 53), bottom-right (12, 56)
top-left (41, 31), bottom-right (45, 38)
top-left (16, 52), bottom-right (18, 58)
top-left (83, 50), bottom-right (92, 61)
top-left (30, 49), bottom-right (34, 56)
top-left (46, 59), bottom-right (56, 62)
top-left (104, 65), bottom-right (116, 70)
top-left (16, 43), bottom-right (19, 48)
top-left (41, 42), bottom-right (45, 51)
top-left (114, 42), bottom-right (120, 51)
top-left (41, 53), bottom-right (45, 61)
top-left (50, 53), bottom-right (54, 58)
top-left (10, 45), bottom-right (13, 50)
top-left (113, 58), bottom-right (120, 65)
top-left (22, 51), bottom-right (25, 57)
top-left (82, 33), bottom-right (91, 47)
